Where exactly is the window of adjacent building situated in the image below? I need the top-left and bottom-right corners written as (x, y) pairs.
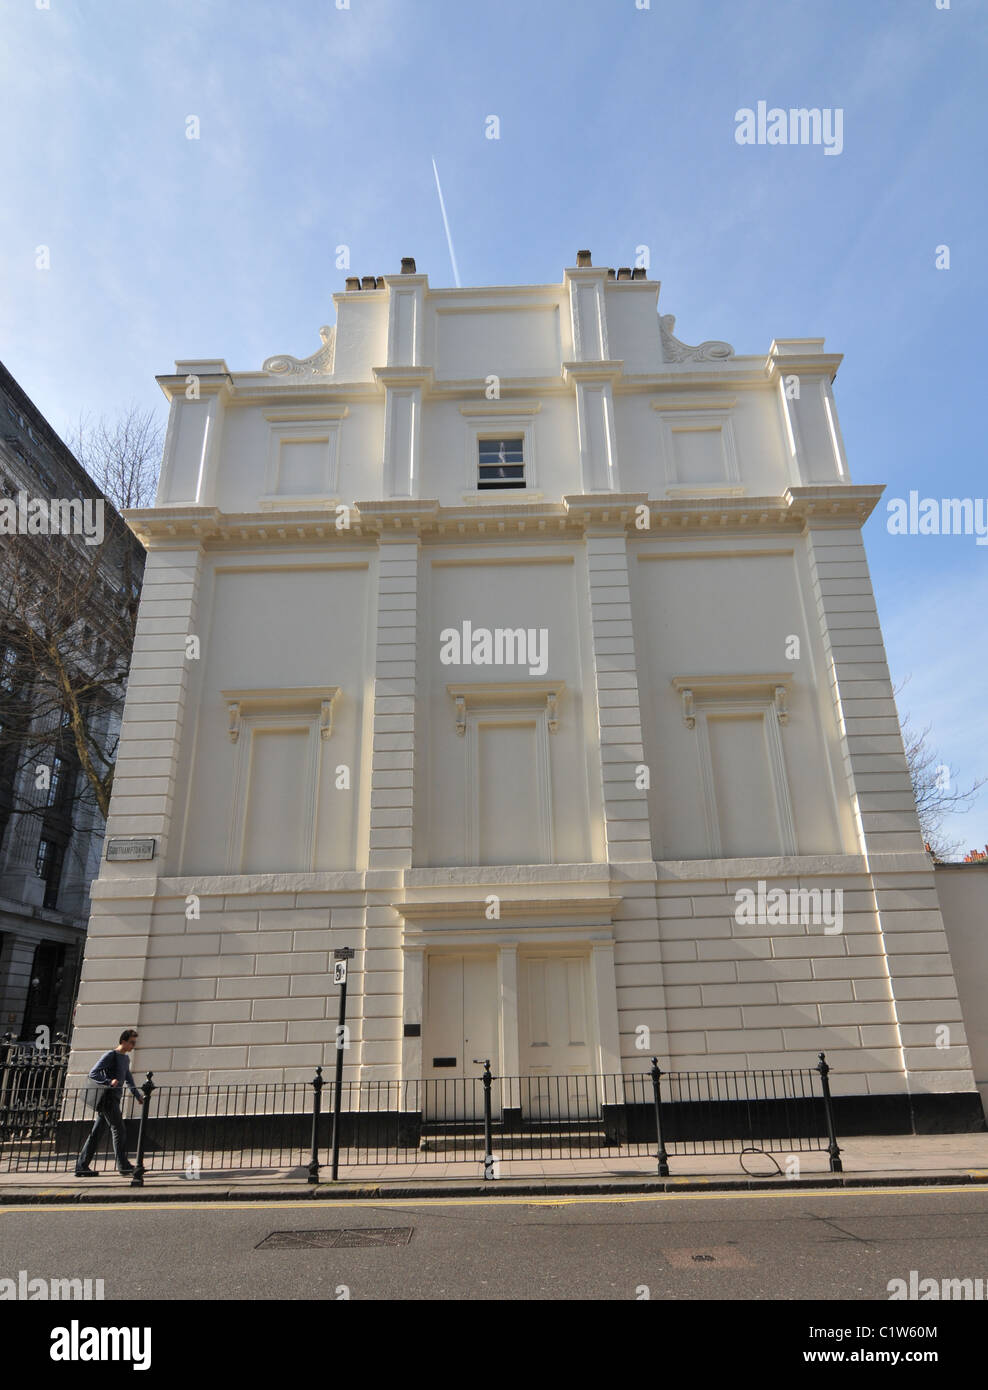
top-left (46, 757), bottom-right (66, 809)
top-left (35, 838), bottom-right (64, 908)
top-left (22, 941), bottom-right (67, 1041)
top-left (478, 437), bottom-right (525, 491)
top-left (0, 646), bottom-right (18, 693)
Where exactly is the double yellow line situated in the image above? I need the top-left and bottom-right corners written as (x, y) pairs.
top-left (1, 1182), bottom-right (985, 1214)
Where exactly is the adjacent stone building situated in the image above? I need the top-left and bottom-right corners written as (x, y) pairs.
top-left (67, 254), bottom-right (982, 1131)
top-left (0, 360), bottom-right (145, 1040)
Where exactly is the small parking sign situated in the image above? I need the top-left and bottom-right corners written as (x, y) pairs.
top-left (334, 960), bottom-right (347, 985)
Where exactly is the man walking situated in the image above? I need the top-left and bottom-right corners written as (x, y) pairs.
top-left (75, 1029), bottom-right (144, 1177)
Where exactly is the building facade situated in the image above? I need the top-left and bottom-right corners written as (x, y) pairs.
top-left (0, 361), bottom-right (145, 1040)
top-left (67, 254), bottom-right (982, 1130)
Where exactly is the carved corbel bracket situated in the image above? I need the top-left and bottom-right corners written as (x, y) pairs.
top-left (547, 689), bottom-right (561, 733)
top-left (447, 680), bottom-right (565, 736)
top-left (774, 685), bottom-right (789, 726)
top-left (320, 691), bottom-right (340, 740)
top-left (223, 687), bottom-right (341, 745)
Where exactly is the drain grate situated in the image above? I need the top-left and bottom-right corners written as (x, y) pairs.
top-left (256, 1227), bottom-right (414, 1250)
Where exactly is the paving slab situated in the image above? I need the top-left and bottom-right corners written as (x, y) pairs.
top-left (2, 1132), bottom-right (988, 1202)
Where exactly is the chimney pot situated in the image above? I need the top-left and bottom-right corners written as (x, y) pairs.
top-left (606, 268), bottom-right (616, 281)
top-left (361, 275), bottom-right (377, 291)
top-left (400, 257), bottom-right (417, 274)
top-left (376, 276), bottom-right (386, 289)
top-left (632, 267), bottom-right (647, 280)
top-left (345, 277), bottom-right (361, 291)
top-left (576, 249), bottom-right (592, 267)
top-left (617, 266), bottom-right (632, 281)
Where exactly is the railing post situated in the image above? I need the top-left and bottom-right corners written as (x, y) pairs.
top-left (476, 1059), bottom-right (494, 1179)
top-left (816, 1052), bottom-right (843, 1173)
top-left (650, 1057), bottom-right (670, 1177)
top-left (131, 1072), bottom-right (156, 1188)
top-left (308, 1066), bottom-right (324, 1185)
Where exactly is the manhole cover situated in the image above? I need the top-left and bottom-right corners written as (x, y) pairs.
top-left (663, 1247), bottom-right (751, 1268)
top-left (256, 1228), bottom-right (414, 1250)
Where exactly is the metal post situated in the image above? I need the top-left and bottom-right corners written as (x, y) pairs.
top-left (477, 1059), bottom-right (494, 1178)
top-left (650, 1056), bottom-right (670, 1177)
top-left (308, 1066), bottom-right (324, 1184)
top-left (330, 969), bottom-right (348, 1181)
top-left (131, 1072), bottom-right (156, 1188)
top-left (816, 1052), bottom-right (843, 1173)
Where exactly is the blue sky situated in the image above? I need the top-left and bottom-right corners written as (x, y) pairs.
top-left (2, 0), bottom-right (985, 854)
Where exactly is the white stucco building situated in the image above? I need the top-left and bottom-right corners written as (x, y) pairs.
top-left (68, 252), bottom-right (983, 1132)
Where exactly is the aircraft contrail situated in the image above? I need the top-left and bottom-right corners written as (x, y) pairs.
top-left (432, 158), bottom-right (461, 288)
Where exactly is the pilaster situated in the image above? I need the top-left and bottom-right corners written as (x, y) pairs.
top-left (805, 520), bottom-right (976, 1097)
top-left (374, 368), bottom-right (433, 498)
top-left (584, 531), bottom-right (653, 863)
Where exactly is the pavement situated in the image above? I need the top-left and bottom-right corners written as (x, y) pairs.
top-left (2, 1131), bottom-right (988, 1202)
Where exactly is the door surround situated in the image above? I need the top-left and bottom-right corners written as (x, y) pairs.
top-left (399, 900), bottom-right (623, 1087)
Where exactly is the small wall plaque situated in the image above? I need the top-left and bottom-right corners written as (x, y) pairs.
top-left (106, 837), bottom-right (156, 863)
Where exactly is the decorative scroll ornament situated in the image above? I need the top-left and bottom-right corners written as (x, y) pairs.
top-left (263, 324), bottom-right (336, 377)
top-left (659, 314), bottom-right (734, 364)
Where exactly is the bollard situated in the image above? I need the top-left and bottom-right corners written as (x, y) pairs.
top-left (650, 1057), bottom-right (670, 1177)
top-left (816, 1052), bottom-right (843, 1173)
top-left (308, 1066), bottom-right (324, 1185)
top-left (131, 1072), bottom-right (156, 1188)
top-left (475, 1059), bottom-right (495, 1179)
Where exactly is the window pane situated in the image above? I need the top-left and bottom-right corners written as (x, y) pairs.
top-left (477, 437), bottom-right (525, 490)
top-left (478, 438), bottom-right (523, 464)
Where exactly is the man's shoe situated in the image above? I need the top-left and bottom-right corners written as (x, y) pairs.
top-left (117, 1162), bottom-right (135, 1174)
top-left (75, 1167), bottom-right (100, 1178)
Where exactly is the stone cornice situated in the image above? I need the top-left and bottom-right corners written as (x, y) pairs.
top-left (156, 370), bottom-right (234, 404)
top-left (222, 378), bottom-right (382, 407)
top-left (372, 366), bottom-right (435, 390)
top-left (122, 486), bottom-right (884, 548)
top-left (562, 360), bottom-right (625, 383)
top-left (398, 896), bottom-right (622, 921)
top-left (765, 350), bottom-right (844, 382)
top-left (166, 363), bottom-right (795, 407)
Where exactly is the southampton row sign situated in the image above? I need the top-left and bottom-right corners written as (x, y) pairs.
top-left (105, 837), bottom-right (156, 863)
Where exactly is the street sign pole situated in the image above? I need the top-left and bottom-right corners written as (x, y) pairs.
top-left (330, 948), bottom-right (355, 1181)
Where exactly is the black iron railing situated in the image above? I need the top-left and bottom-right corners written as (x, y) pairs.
top-left (0, 1033), bottom-right (70, 1143)
top-left (0, 1055), bottom-right (842, 1179)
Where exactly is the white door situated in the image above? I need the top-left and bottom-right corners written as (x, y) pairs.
top-left (519, 954), bottom-right (596, 1119)
top-left (423, 953), bottom-right (498, 1119)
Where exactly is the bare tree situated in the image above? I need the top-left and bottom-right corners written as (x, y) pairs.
top-left (1, 534), bottom-right (138, 827)
top-left (896, 689), bottom-right (987, 861)
top-left (0, 410), bottom-right (156, 834)
top-left (67, 405), bottom-right (162, 512)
